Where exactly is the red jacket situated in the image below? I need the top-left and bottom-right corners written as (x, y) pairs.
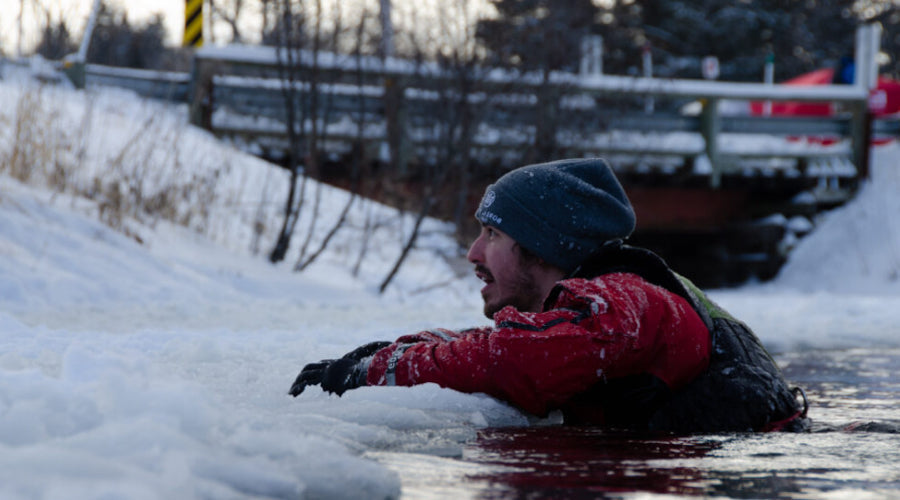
top-left (366, 272), bottom-right (711, 419)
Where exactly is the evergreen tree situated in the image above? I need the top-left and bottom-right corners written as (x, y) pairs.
top-left (476, 0), bottom-right (599, 72)
top-left (478, 0), bottom-right (860, 82)
top-left (35, 20), bottom-right (77, 60)
top-left (635, 0), bottom-right (857, 81)
top-left (87, 2), bottom-right (169, 69)
top-left (592, 0), bottom-right (645, 76)
top-left (762, 0), bottom-right (858, 81)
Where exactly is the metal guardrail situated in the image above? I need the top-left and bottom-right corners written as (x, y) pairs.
top-left (74, 61), bottom-right (877, 139)
top-left (185, 46), bottom-right (883, 185)
top-left (63, 51), bottom-right (900, 189)
top-left (85, 65), bottom-right (190, 102)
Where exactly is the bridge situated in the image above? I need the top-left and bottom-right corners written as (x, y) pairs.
top-left (73, 29), bottom-right (900, 286)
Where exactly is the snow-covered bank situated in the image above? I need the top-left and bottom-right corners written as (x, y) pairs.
top-left (710, 143), bottom-right (900, 352)
top-left (3, 60), bottom-right (900, 498)
top-left (770, 143), bottom-right (900, 295)
top-left (0, 63), bottom-right (492, 498)
top-left (0, 173), bottom-right (510, 499)
top-left (0, 60), bottom-right (478, 312)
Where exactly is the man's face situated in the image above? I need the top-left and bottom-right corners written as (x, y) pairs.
top-left (466, 225), bottom-right (547, 319)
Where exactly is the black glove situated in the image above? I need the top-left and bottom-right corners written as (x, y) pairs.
top-left (319, 357), bottom-right (367, 396)
top-left (288, 359), bottom-right (334, 396)
top-left (288, 358), bottom-right (365, 397)
top-left (340, 341), bottom-right (391, 361)
top-left (288, 341), bottom-right (391, 397)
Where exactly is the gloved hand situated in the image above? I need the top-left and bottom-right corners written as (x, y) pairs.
top-left (340, 341), bottom-right (391, 362)
top-left (288, 359), bottom-right (334, 396)
top-left (319, 357), bottom-right (367, 396)
top-left (288, 341), bottom-right (391, 397)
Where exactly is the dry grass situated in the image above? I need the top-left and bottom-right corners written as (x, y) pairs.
top-left (0, 85), bottom-right (222, 242)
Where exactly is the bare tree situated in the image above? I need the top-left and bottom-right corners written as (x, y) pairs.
top-left (294, 1), bottom-right (369, 271)
top-left (379, 0), bottom-right (489, 292)
top-left (293, 0), bottom-right (333, 266)
top-left (351, 9), bottom-right (385, 278)
top-left (267, 0), bottom-right (374, 271)
top-left (441, 0), bottom-right (490, 244)
top-left (268, 0), bottom-right (310, 263)
top-left (208, 0), bottom-right (246, 43)
top-left (34, 14), bottom-right (76, 60)
top-left (260, 0), bottom-right (273, 42)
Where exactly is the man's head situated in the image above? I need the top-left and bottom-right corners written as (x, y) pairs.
top-left (468, 158), bottom-right (635, 317)
top-left (467, 224), bottom-right (565, 318)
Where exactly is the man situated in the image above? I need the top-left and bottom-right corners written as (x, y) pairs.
top-left (290, 158), bottom-right (809, 433)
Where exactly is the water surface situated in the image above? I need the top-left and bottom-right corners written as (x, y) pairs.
top-left (373, 347), bottom-right (900, 499)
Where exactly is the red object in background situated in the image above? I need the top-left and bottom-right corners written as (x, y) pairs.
top-left (750, 68), bottom-right (835, 116)
top-left (749, 67), bottom-right (900, 117)
top-left (750, 68), bottom-right (900, 146)
top-left (869, 77), bottom-right (900, 116)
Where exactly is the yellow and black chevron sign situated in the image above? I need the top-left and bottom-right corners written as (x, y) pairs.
top-left (183, 0), bottom-right (203, 47)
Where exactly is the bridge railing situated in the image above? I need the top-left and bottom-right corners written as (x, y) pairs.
top-left (69, 37), bottom-right (898, 190)
top-left (85, 64), bottom-right (191, 102)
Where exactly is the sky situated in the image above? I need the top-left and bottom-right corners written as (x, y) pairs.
top-left (2, 0), bottom-right (228, 54)
top-left (4, 1), bottom-right (897, 59)
top-left (2, 50), bottom-right (900, 497)
top-left (1, 0), bottom-right (492, 56)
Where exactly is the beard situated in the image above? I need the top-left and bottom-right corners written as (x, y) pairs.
top-left (481, 263), bottom-right (546, 319)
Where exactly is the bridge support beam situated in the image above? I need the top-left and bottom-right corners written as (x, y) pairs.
top-left (850, 102), bottom-right (873, 181)
top-left (700, 97), bottom-right (721, 188)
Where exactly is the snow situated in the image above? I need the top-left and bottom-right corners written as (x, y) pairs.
top-left (2, 58), bottom-right (900, 498)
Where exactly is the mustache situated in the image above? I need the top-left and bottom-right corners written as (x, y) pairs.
top-left (475, 264), bottom-right (493, 280)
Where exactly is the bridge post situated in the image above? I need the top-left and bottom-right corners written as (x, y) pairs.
top-left (189, 56), bottom-right (214, 130)
top-left (850, 101), bottom-right (873, 180)
top-left (849, 23), bottom-right (881, 182)
top-left (701, 97), bottom-right (722, 188)
top-left (384, 76), bottom-right (409, 176)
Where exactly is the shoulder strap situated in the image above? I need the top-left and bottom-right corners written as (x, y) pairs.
top-left (575, 241), bottom-right (714, 331)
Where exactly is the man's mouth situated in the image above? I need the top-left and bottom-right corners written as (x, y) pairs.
top-left (475, 265), bottom-right (494, 284)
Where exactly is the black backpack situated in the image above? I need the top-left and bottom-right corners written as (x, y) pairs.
top-left (572, 241), bottom-right (809, 433)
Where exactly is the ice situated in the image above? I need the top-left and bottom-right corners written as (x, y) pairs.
top-left (1, 58), bottom-right (899, 498)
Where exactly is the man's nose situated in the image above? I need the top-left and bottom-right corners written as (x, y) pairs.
top-left (466, 236), bottom-right (484, 264)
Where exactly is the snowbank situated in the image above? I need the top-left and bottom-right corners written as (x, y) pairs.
top-left (0, 172), bottom-right (521, 499)
top-left (2, 59), bottom-right (900, 498)
top-left (772, 143), bottom-right (900, 294)
top-left (0, 61), bottom-right (493, 498)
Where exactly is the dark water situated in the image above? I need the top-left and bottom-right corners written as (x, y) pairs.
top-left (375, 347), bottom-right (900, 499)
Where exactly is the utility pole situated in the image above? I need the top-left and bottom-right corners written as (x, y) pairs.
top-left (62, 0), bottom-right (101, 88)
top-left (76, 0), bottom-right (102, 63)
top-left (379, 0), bottom-right (394, 59)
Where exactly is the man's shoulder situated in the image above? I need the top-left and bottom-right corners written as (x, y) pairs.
top-left (564, 271), bottom-right (655, 289)
top-left (552, 272), bottom-right (661, 304)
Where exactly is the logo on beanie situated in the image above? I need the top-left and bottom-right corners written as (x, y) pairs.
top-left (482, 190), bottom-right (496, 209)
top-left (477, 190), bottom-right (503, 225)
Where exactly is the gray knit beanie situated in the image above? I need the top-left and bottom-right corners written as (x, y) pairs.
top-left (475, 158), bottom-right (636, 273)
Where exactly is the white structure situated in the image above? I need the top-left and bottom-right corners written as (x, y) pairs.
top-left (579, 35), bottom-right (603, 76)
